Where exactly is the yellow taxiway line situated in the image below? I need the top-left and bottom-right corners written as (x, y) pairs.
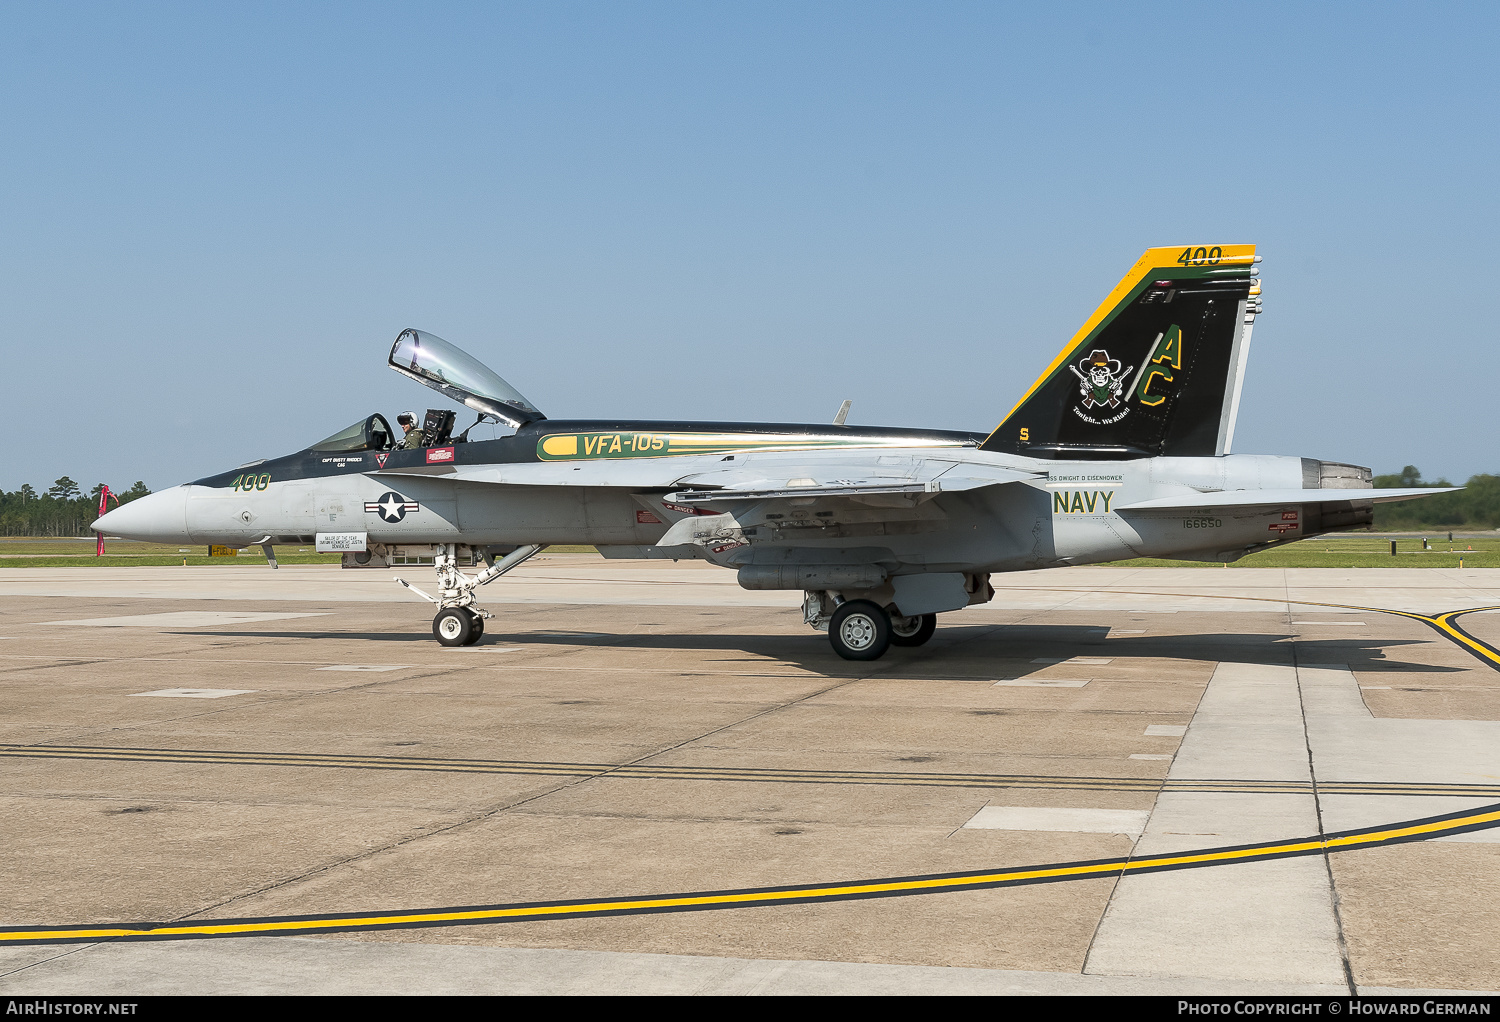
top-left (3, 801), bottom-right (1495, 945)
top-left (1423, 608), bottom-right (1500, 667)
top-left (3, 593), bottom-right (1493, 944)
top-left (1011, 588), bottom-right (1500, 671)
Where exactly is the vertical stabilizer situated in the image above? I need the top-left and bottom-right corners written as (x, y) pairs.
top-left (981, 245), bottom-right (1263, 459)
top-left (1214, 274), bottom-right (1262, 454)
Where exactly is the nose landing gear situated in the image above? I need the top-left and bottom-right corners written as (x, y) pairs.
top-left (397, 543), bottom-right (543, 646)
top-left (433, 606), bottom-right (486, 646)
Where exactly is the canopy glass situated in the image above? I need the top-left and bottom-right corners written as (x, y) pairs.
top-left (388, 329), bottom-right (545, 428)
top-left (310, 413), bottom-right (394, 452)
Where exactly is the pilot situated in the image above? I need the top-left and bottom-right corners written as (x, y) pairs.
top-left (395, 411), bottom-right (425, 450)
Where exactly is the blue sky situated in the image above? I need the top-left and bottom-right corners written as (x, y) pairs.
top-left (3, 2), bottom-right (1496, 491)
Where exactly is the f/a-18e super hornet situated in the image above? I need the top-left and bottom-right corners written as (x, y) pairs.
top-left (94, 245), bottom-right (1452, 658)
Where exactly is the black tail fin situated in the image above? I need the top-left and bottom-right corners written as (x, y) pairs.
top-left (981, 245), bottom-right (1262, 459)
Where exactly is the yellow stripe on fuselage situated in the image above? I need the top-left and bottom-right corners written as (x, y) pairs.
top-left (534, 431), bottom-right (965, 462)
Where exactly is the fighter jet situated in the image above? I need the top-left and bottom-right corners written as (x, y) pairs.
top-left (94, 245), bottom-right (1452, 658)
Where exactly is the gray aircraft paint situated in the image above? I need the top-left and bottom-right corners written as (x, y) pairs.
top-left (94, 246), bottom-right (1455, 656)
top-left (146, 447), bottom-right (1413, 569)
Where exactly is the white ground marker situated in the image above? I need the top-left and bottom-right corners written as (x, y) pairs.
top-left (315, 665), bottom-right (412, 672)
top-left (129, 689), bottom-right (257, 699)
top-left (962, 806), bottom-right (1150, 837)
top-left (51, 612), bottom-right (328, 628)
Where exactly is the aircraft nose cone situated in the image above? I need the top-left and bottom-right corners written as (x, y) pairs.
top-left (92, 485), bottom-right (190, 544)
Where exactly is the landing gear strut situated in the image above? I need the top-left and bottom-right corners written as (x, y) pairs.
top-left (397, 543), bottom-right (543, 646)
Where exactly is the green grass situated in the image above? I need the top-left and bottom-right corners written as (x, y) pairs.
top-left (0, 538), bottom-right (340, 567)
top-left (4, 536), bottom-right (1495, 570)
top-left (1, 556), bottom-right (346, 567)
top-left (0, 537), bottom-right (598, 567)
top-left (1099, 534), bottom-right (1500, 568)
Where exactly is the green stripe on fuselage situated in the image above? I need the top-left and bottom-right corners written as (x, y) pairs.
top-left (535, 431), bottom-right (964, 461)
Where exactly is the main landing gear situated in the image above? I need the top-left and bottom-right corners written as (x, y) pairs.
top-left (824, 599), bottom-right (938, 661)
top-left (396, 543), bottom-right (544, 647)
top-left (890, 611), bottom-right (938, 647)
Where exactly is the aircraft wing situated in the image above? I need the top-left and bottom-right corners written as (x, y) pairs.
top-left (652, 465), bottom-right (1039, 549)
top-left (1116, 487), bottom-right (1459, 511)
top-left (665, 470), bottom-right (1037, 506)
top-left (373, 449), bottom-right (1040, 494)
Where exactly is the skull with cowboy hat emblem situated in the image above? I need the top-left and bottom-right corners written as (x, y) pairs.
top-left (1070, 349), bottom-right (1131, 410)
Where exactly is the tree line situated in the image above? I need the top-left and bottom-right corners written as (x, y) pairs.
top-left (1371, 467), bottom-right (1499, 530)
top-left (0, 478), bottom-right (152, 537)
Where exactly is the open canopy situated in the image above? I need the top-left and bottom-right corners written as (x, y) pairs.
top-left (388, 329), bottom-right (545, 428)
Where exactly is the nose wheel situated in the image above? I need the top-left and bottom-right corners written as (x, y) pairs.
top-left (433, 607), bottom-right (485, 647)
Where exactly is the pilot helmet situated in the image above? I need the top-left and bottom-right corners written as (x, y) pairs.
top-left (397, 411), bottom-right (417, 426)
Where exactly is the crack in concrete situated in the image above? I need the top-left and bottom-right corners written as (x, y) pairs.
top-left (167, 657), bottom-right (896, 925)
top-left (1288, 579), bottom-right (1358, 996)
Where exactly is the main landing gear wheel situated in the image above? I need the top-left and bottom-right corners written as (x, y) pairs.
top-left (889, 612), bottom-right (937, 647)
top-left (829, 600), bottom-right (891, 661)
top-left (433, 608), bottom-right (474, 647)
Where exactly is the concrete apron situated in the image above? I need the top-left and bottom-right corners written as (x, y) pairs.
top-left (1084, 661), bottom-right (1500, 987)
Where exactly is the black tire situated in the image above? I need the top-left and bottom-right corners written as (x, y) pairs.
top-left (889, 612), bottom-right (937, 647)
top-left (464, 609), bottom-right (485, 645)
top-left (829, 600), bottom-right (891, 661)
top-left (433, 608), bottom-right (474, 647)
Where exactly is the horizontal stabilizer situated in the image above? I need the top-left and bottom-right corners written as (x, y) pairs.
top-left (1116, 487), bottom-right (1459, 512)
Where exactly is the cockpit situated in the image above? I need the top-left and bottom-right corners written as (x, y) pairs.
top-left (310, 413), bottom-right (397, 453)
top-left (307, 329), bottom-right (546, 454)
